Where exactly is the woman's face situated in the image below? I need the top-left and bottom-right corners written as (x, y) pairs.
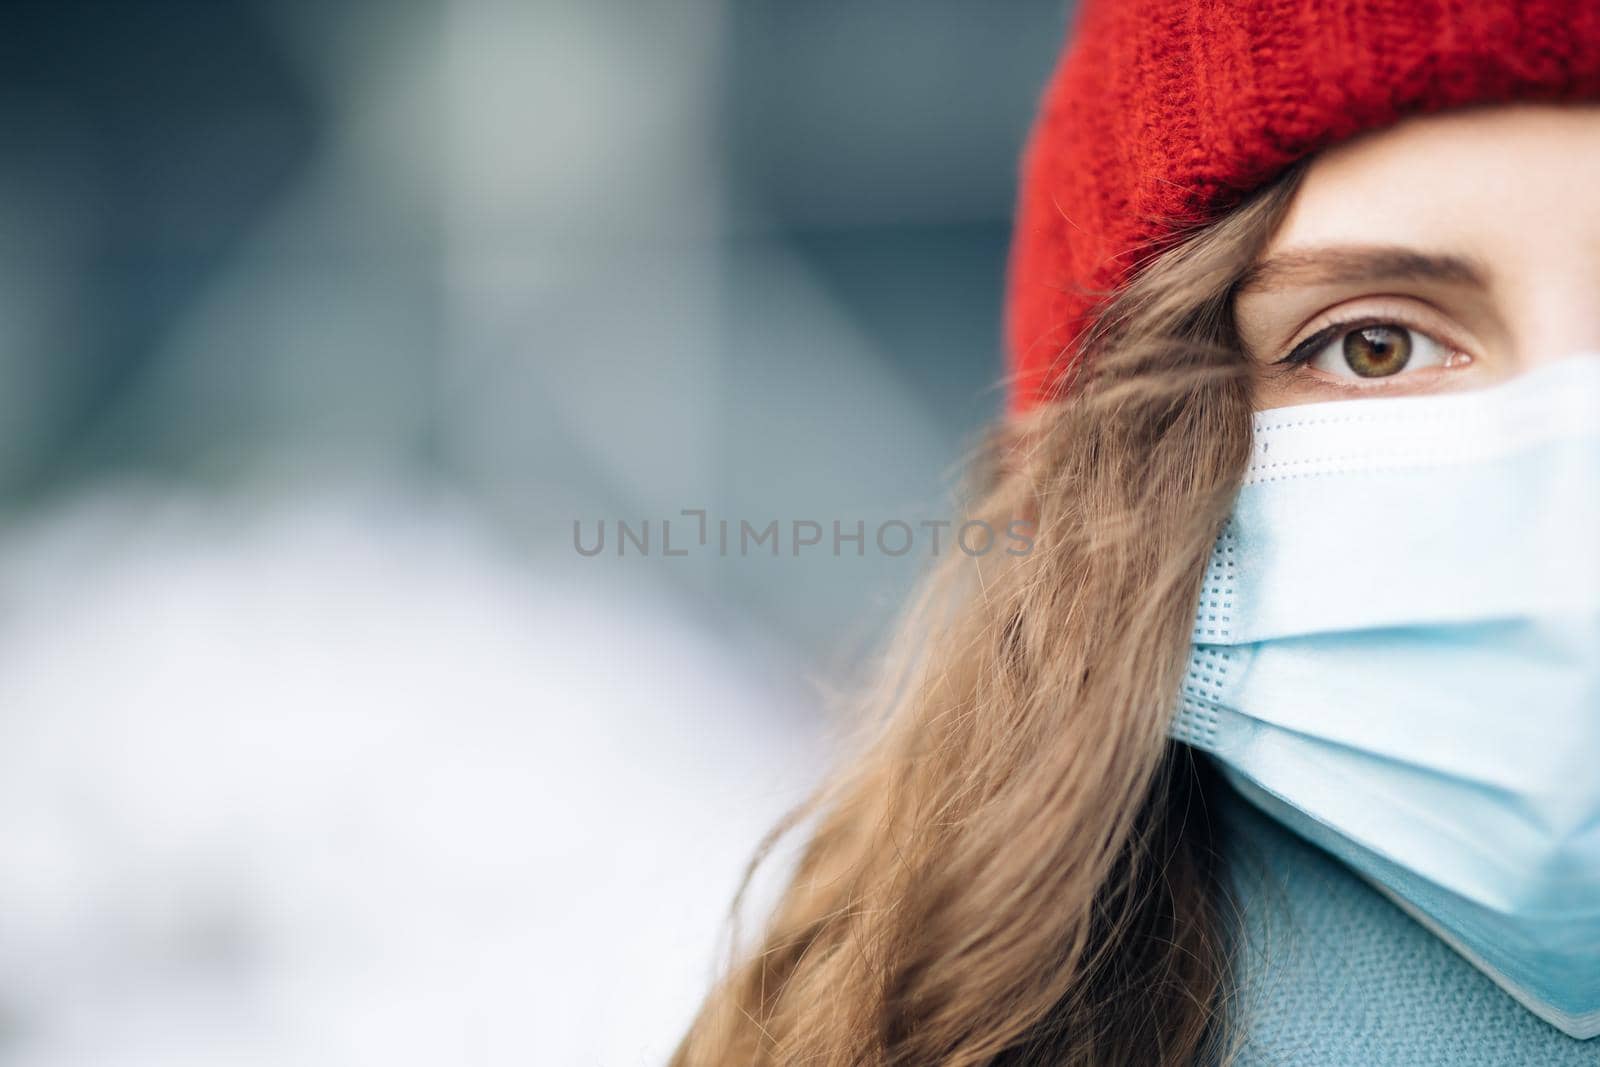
top-left (1235, 104), bottom-right (1600, 410)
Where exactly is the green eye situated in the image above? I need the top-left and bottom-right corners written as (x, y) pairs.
top-left (1343, 325), bottom-right (1412, 378)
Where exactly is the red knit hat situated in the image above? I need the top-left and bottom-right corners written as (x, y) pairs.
top-left (1006, 0), bottom-right (1600, 414)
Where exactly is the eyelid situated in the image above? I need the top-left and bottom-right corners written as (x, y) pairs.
top-left (1273, 296), bottom-right (1469, 363)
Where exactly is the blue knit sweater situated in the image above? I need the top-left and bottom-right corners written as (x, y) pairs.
top-left (1218, 782), bottom-right (1598, 1065)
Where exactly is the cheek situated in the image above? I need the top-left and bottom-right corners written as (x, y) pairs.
top-left (1249, 364), bottom-right (1305, 412)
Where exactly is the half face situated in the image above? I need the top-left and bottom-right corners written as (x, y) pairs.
top-left (1234, 104), bottom-right (1600, 410)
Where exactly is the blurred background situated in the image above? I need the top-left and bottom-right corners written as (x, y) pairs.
top-left (0, 1), bottom-right (1067, 1062)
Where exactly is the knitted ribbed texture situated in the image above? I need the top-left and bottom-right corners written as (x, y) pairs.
top-left (1217, 781), bottom-right (1597, 1065)
top-left (1005, 0), bottom-right (1600, 412)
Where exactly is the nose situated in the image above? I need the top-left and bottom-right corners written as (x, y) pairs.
top-left (1506, 264), bottom-right (1600, 369)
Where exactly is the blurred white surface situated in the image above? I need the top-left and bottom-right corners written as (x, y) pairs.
top-left (0, 486), bottom-right (823, 1065)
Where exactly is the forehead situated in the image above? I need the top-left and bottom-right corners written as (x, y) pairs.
top-left (1266, 104), bottom-right (1600, 259)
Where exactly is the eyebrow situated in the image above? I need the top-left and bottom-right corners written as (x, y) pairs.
top-left (1237, 245), bottom-right (1491, 294)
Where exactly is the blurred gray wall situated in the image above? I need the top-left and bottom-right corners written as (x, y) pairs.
top-left (0, 0), bottom-right (1069, 664)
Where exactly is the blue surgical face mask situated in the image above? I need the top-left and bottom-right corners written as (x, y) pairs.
top-left (1174, 353), bottom-right (1600, 1039)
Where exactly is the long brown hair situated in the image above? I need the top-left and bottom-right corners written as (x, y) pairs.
top-left (673, 166), bottom-right (1304, 1066)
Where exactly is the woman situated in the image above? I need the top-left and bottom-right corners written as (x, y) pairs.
top-left (675, 3), bottom-right (1600, 1063)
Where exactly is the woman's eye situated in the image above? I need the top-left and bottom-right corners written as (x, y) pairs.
top-left (1292, 322), bottom-right (1454, 380)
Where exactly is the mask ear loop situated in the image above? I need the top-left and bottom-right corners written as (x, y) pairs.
top-left (1172, 523), bottom-right (1243, 752)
